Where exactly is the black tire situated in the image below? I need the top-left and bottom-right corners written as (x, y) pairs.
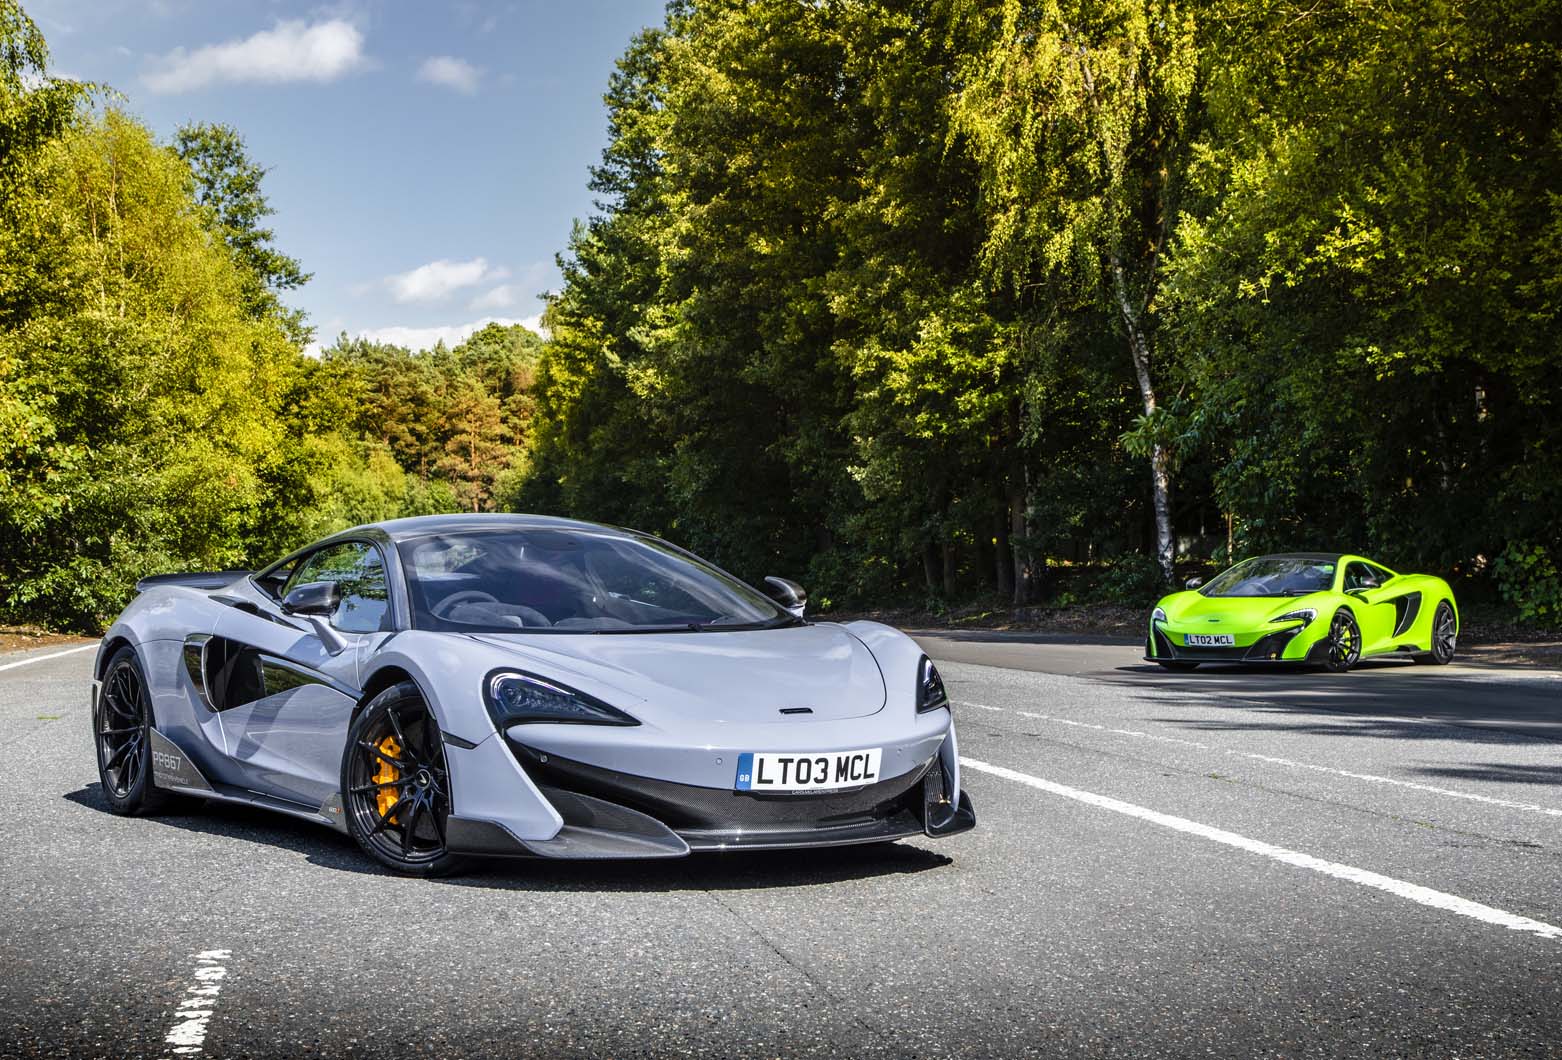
top-left (341, 681), bottom-right (466, 877)
top-left (1156, 660), bottom-right (1199, 672)
top-left (94, 646), bottom-right (173, 816)
top-left (1414, 601), bottom-right (1458, 665)
top-left (1321, 609), bottom-right (1362, 674)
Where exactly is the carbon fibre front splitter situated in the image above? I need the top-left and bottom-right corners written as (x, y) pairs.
top-left (443, 744), bottom-right (973, 859)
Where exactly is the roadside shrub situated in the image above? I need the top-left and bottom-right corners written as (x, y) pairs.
top-left (1492, 542), bottom-right (1562, 626)
top-left (1099, 552), bottom-right (1167, 604)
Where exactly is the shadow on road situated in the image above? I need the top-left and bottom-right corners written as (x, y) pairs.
top-left (1112, 662), bottom-right (1562, 743)
top-left (1409, 762), bottom-right (1562, 785)
top-left (63, 783), bottom-right (953, 889)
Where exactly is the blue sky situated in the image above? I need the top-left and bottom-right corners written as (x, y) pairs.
top-left (27, 0), bottom-right (668, 351)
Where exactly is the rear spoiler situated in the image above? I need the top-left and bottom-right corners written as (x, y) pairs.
top-left (134, 570), bottom-right (253, 593)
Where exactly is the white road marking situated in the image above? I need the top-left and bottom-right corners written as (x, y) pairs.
top-left (0, 642), bottom-right (97, 672)
top-left (960, 756), bottom-right (1562, 942)
top-left (959, 700), bottom-right (1562, 819)
top-left (161, 950), bottom-right (231, 1057)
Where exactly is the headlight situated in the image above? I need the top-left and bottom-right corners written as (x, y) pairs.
top-left (917, 656), bottom-right (949, 713)
top-left (484, 670), bottom-right (639, 728)
top-left (1151, 607), bottom-right (1167, 623)
top-left (1273, 608), bottom-right (1317, 626)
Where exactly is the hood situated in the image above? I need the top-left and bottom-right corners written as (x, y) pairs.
top-left (464, 622), bottom-right (886, 724)
top-left (1165, 590), bottom-right (1328, 624)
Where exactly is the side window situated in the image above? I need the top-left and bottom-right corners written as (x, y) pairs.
top-left (253, 560), bottom-right (294, 601)
top-left (1343, 562), bottom-right (1381, 592)
top-left (287, 542), bottom-right (391, 633)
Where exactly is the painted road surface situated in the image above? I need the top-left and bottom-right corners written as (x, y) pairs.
top-left (1, 637), bottom-right (1558, 1058)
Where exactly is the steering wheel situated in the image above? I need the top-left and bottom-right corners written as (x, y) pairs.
top-left (431, 589), bottom-right (503, 619)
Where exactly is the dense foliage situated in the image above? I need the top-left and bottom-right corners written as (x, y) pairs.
top-left (521, 0), bottom-right (1562, 611)
top-left (0, 2), bottom-right (534, 629)
top-left (3, 0), bottom-right (1560, 630)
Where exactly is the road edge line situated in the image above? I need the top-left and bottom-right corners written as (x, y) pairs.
top-left (960, 755), bottom-right (1562, 943)
top-left (0, 642), bottom-right (98, 672)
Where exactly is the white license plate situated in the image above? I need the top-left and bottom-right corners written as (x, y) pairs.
top-left (735, 748), bottom-right (882, 792)
top-left (1185, 633), bottom-right (1235, 647)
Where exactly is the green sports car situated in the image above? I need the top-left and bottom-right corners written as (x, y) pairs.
top-left (1145, 553), bottom-right (1459, 673)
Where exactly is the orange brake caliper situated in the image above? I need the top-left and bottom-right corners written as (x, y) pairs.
top-left (373, 735), bottom-right (403, 823)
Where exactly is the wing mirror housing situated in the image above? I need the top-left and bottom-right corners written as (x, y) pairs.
top-left (1184, 576), bottom-right (1204, 591)
top-left (764, 576), bottom-right (807, 619)
top-left (281, 580), bottom-right (348, 655)
top-left (282, 580), bottom-right (341, 617)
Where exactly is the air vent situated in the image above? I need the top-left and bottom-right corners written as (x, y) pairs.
top-left (779, 707), bottom-right (813, 715)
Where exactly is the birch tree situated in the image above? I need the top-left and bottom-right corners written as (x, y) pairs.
top-left (950, 0), bottom-right (1199, 582)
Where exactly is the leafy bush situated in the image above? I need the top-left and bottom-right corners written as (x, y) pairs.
top-left (1492, 543), bottom-right (1562, 626)
top-left (1099, 553), bottom-right (1167, 604)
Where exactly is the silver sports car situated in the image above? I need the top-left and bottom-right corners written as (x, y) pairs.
top-left (92, 514), bottom-right (975, 875)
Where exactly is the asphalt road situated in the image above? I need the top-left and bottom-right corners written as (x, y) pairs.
top-left (2, 636), bottom-right (1560, 1058)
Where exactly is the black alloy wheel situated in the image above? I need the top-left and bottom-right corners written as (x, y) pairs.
top-left (95, 646), bottom-right (171, 814)
top-left (342, 681), bottom-right (464, 876)
top-left (1416, 601), bottom-right (1458, 665)
top-left (1322, 609), bottom-right (1362, 674)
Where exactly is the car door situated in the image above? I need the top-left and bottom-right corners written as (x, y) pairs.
top-left (212, 541), bottom-right (392, 806)
top-left (1342, 561), bottom-right (1398, 654)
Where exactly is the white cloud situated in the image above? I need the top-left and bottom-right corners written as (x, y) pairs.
top-left (350, 315), bottom-right (545, 353)
top-left (468, 283), bottom-right (521, 311)
top-left (144, 19), bottom-right (367, 94)
top-left (417, 55), bottom-right (482, 95)
top-left (386, 258), bottom-right (505, 303)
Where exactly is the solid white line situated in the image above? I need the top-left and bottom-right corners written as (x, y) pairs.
top-left (161, 949), bottom-right (231, 1057)
top-left (960, 756), bottom-right (1562, 942)
top-left (959, 701), bottom-right (1562, 819)
top-left (0, 642), bottom-right (97, 672)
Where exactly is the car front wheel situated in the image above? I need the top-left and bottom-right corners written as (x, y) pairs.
top-left (1322, 610), bottom-right (1361, 674)
top-left (342, 681), bottom-right (465, 877)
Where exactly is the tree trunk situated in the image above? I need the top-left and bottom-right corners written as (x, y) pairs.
top-left (1008, 477), bottom-right (1036, 606)
top-left (1112, 255), bottom-right (1174, 584)
top-left (993, 508), bottom-right (1013, 599)
top-left (941, 541), bottom-right (957, 599)
top-left (922, 541), bottom-right (940, 598)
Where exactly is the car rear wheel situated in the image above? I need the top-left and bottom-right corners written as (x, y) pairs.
top-left (94, 646), bottom-right (174, 815)
top-left (1322, 610), bottom-right (1361, 673)
top-left (342, 681), bottom-right (465, 877)
top-left (1414, 601), bottom-right (1457, 665)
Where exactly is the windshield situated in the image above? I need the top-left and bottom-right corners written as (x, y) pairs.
top-left (398, 528), bottom-right (790, 633)
top-left (1202, 557), bottom-right (1336, 598)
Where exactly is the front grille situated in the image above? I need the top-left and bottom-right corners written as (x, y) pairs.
top-left (1168, 643), bottom-right (1251, 660)
top-left (505, 739), bottom-right (931, 831)
top-left (1158, 626), bottom-right (1304, 661)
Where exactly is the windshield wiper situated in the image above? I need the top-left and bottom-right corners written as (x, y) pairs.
top-left (687, 615), bottom-right (803, 632)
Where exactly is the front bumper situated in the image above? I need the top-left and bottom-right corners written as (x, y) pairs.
top-left (1145, 623), bottom-right (1326, 664)
top-left (446, 738), bottom-right (975, 859)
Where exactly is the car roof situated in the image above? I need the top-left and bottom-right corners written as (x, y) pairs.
top-left (345, 513), bottom-right (629, 543)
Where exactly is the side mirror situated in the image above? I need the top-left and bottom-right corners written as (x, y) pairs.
top-left (282, 581), bottom-right (349, 655)
top-left (764, 576), bottom-right (807, 619)
top-left (282, 580), bottom-right (341, 617)
top-left (1184, 576), bottom-right (1204, 591)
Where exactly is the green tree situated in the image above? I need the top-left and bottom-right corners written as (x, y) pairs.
top-left (950, 0), bottom-right (1201, 583)
top-left (174, 122), bottom-right (312, 344)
